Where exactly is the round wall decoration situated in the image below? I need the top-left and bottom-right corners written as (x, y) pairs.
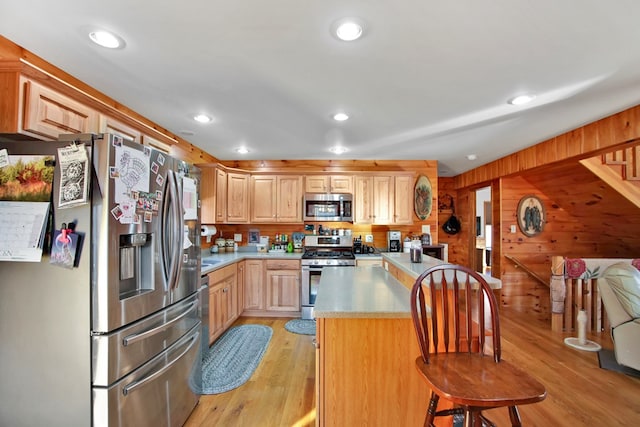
top-left (517, 195), bottom-right (545, 237)
top-left (414, 175), bottom-right (433, 220)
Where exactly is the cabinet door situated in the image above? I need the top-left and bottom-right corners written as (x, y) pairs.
top-left (22, 79), bottom-right (98, 139)
top-left (277, 175), bottom-right (302, 222)
top-left (266, 270), bottom-right (300, 311)
top-left (244, 260), bottom-right (264, 310)
top-left (99, 115), bottom-right (141, 142)
top-left (305, 176), bottom-right (329, 193)
top-left (393, 175), bottom-right (414, 224)
top-left (236, 261), bottom-right (245, 317)
top-left (142, 134), bottom-right (174, 154)
top-left (330, 175), bottom-right (353, 193)
top-left (373, 176), bottom-right (394, 224)
top-left (208, 283), bottom-right (225, 344)
top-left (200, 167), bottom-right (216, 224)
top-left (250, 175), bottom-right (277, 222)
top-left (354, 176), bottom-right (373, 224)
top-left (227, 172), bottom-right (249, 223)
top-left (215, 168), bottom-right (227, 223)
top-left (223, 275), bottom-right (237, 328)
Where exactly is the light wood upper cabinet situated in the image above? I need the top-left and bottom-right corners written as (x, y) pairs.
top-left (305, 175), bottom-right (353, 193)
top-left (251, 174), bottom-right (302, 223)
top-left (215, 168), bottom-right (227, 223)
top-left (276, 175), bottom-right (303, 222)
top-left (393, 175), bottom-right (414, 224)
top-left (373, 176), bottom-right (394, 224)
top-left (200, 166), bottom-right (216, 224)
top-left (21, 78), bottom-right (98, 139)
top-left (354, 174), bottom-right (414, 225)
top-left (354, 176), bottom-right (374, 223)
top-left (213, 168), bottom-right (250, 224)
top-left (226, 172), bottom-right (250, 223)
top-left (250, 175), bottom-right (277, 222)
top-left (99, 115), bottom-right (141, 142)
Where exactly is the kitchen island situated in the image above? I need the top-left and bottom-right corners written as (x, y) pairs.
top-left (314, 258), bottom-right (501, 427)
top-left (314, 266), bottom-right (431, 427)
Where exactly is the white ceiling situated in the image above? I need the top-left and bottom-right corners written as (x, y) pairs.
top-left (3, 1), bottom-right (640, 176)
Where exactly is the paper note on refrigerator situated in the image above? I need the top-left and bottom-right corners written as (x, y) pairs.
top-left (113, 145), bottom-right (150, 204)
top-left (182, 177), bottom-right (198, 220)
top-left (0, 201), bottom-right (50, 262)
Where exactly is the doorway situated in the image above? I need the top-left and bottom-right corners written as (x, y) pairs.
top-left (474, 186), bottom-right (491, 275)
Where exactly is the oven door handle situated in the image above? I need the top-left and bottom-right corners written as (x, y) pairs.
top-left (302, 265), bottom-right (324, 271)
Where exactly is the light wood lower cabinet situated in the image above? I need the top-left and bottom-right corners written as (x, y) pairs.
top-left (242, 258), bottom-right (301, 316)
top-left (208, 264), bottom-right (238, 344)
top-left (265, 259), bottom-right (300, 311)
top-left (316, 317), bottom-right (430, 426)
top-left (243, 259), bottom-right (265, 311)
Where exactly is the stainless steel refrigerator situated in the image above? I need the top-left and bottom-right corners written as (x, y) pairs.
top-left (0, 133), bottom-right (202, 427)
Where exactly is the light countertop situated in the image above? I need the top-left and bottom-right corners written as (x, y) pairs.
top-left (200, 250), bottom-right (303, 275)
top-left (314, 266), bottom-right (413, 319)
top-left (380, 252), bottom-right (502, 289)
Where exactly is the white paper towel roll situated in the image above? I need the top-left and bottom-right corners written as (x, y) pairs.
top-left (200, 225), bottom-right (217, 242)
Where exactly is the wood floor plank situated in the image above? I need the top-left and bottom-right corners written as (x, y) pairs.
top-left (184, 312), bottom-right (640, 427)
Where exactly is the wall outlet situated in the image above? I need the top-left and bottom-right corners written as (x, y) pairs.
top-left (365, 234), bottom-right (374, 242)
top-left (510, 225), bottom-right (516, 233)
top-left (234, 233), bottom-right (242, 242)
top-left (421, 225), bottom-right (431, 234)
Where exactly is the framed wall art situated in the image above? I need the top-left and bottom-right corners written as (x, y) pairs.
top-left (517, 195), bottom-right (545, 237)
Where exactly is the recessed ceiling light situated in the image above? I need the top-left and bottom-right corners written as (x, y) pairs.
top-left (333, 112), bottom-right (349, 121)
top-left (193, 114), bottom-right (212, 123)
top-left (88, 30), bottom-right (124, 49)
top-left (235, 147), bottom-right (249, 154)
top-left (508, 94), bottom-right (536, 106)
top-left (466, 154), bottom-right (478, 161)
top-left (332, 18), bottom-right (364, 41)
top-left (329, 146), bottom-right (348, 155)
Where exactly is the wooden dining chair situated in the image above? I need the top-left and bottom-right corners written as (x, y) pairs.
top-left (410, 264), bottom-right (546, 427)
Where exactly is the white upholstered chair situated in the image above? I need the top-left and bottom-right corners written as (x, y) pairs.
top-left (599, 262), bottom-right (640, 371)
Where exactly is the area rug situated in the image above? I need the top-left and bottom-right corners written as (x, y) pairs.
top-left (284, 319), bottom-right (316, 335)
top-left (195, 324), bottom-right (272, 394)
top-left (597, 348), bottom-right (640, 378)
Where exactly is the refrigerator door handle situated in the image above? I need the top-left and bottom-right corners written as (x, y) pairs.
top-left (121, 300), bottom-right (198, 347)
top-left (160, 170), bottom-right (181, 290)
top-left (170, 171), bottom-right (185, 290)
top-left (122, 329), bottom-right (200, 396)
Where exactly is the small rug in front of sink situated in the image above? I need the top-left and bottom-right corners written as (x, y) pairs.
top-left (284, 319), bottom-right (316, 335)
top-left (192, 324), bottom-right (272, 394)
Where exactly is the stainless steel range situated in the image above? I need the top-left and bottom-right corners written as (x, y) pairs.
top-left (301, 235), bottom-right (355, 319)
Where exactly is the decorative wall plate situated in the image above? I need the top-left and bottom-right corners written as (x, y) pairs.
top-left (414, 175), bottom-right (432, 220)
top-left (517, 195), bottom-right (545, 237)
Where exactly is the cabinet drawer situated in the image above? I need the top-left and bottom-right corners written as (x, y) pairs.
top-left (265, 259), bottom-right (300, 270)
top-left (208, 264), bottom-right (236, 283)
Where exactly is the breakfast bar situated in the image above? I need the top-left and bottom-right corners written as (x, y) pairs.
top-left (314, 257), bottom-right (502, 427)
top-left (314, 265), bottom-right (430, 427)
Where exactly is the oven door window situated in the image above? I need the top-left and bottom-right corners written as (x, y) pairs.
top-left (308, 269), bottom-right (322, 305)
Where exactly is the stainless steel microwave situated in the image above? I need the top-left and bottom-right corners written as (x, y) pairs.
top-left (303, 193), bottom-right (353, 222)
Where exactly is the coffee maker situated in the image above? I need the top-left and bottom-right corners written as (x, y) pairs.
top-left (387, 231), bottom-right (402, 252)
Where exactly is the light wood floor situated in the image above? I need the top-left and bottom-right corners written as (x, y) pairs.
top-left (184, 311), bottom-right (640, 427)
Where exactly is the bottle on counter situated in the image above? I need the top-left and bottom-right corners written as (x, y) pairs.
top-left (410, 240), bottom-right (422, 263)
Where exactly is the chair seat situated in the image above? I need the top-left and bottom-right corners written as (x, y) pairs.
top-left (415, 353), bottom-right (547, 408)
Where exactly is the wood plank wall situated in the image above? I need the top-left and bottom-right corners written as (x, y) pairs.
top-left (445, 104), bottom-right (640, 321)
